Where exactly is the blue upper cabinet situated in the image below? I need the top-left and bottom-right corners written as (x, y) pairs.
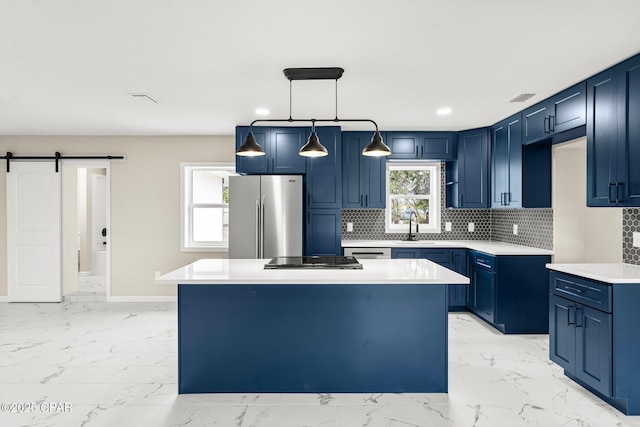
top-left (387, 132), bottom-right (456, 160)
top-left (616, 55), bottom-right (640, 206)
top-left (523, 82), bottom-right (586, 145)
top-left (588, 54), bottom-right (640, 207)
top-left (386, 132), bottom-right (420, 159)
top-left (587, 68), bottom-right (618, 206)
top-left (491, 114), bottom-right (522, 208)
top-left (454, 128), bottom-right (490, 208)
top-left (305, 208), bottom-right (342, 256)
top-left (235, 126), bottom-right (308, 174)
top-left (342, 131), bottom-right (386, 209)
top-left (305, 126), bottom-right (342, 209)
top-left (421, 132), bottom-right (456, 160)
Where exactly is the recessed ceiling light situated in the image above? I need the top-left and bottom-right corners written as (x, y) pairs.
top-left (437, 108), bottom-right (452, 116)
top-left (255, 108), bottom-right (270, 116)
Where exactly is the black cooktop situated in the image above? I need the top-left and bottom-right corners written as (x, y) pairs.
top-left (264, 256), bottom-right (363, 270)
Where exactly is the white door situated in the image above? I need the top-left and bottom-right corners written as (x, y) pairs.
top-left (7, 162), bottom-right (62, 302)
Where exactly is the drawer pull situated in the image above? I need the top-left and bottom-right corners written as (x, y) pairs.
top-left (565, 286), bottom-right (583, 293)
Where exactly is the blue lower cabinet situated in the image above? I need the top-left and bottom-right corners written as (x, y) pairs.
top-left (391, 248), bottom-right (421, 259)
top-left (548, 272), bottom-right (629, 411)
top-left (305, 209), bottom-right (341, 256)
top-left (392, 247), bottom-right (469, 311)
top-left (449, 249), bottom-right (468, 309)
top-left (467, 252), bottom-right (551, 333)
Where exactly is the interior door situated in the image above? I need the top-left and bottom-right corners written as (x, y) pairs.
top-left (7, 162), bottom-right (62, 302)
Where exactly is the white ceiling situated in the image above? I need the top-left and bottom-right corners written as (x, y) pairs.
top-left (2, 0), bottom-right (640, 136)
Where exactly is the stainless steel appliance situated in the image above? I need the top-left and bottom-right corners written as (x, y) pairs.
top-left (229, 175), bottom-right (302, 258)
top-left (264, 256), bottom-right (363, 269)
top-left (343, 247), bottom-right (391, 259)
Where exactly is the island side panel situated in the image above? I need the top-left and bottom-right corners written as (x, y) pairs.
top-left (178, 283), bottom-right (448, 393)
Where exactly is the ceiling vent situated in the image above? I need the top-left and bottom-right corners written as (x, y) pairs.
top-left (510, 93), bottom-right (536, 103)
top-left (129, 93), bottom-right (159, 104)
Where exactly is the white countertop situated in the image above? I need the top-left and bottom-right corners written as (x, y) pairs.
top-left (155, 258), bottom-right (470, 285)
top-left (546, 263), bottom-right (640, 284)
top-left (342, 240), bottom-right (554, 256)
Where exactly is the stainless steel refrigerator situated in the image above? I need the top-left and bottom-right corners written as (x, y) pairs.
top-left (229, 175), bottom-right (303, 258)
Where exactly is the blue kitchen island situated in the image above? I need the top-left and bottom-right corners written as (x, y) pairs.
top-left (156, 258), bottom-right (469, 394)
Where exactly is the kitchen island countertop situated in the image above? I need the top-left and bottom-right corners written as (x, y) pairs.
top-left (155, 258), bottom-right (470, 285)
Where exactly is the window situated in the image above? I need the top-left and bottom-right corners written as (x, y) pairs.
top-left (181, 163), bottom-right (236, 252)
top-left (385, 162), bottom-right (441, 233)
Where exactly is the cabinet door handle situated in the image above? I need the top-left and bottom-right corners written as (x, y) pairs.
top-left (420, 145), bottom-right (423, 158)
top-left (616, 182), bottom-right (622, 203)
top-left (544, 117), bottom-right (549, 133)
top-left (365, 195), bottom-right (368, 206)
top-left (568, 305), bottom-right (575, 325)
top-left (608, 183), bottom-right (616, 204)
top-left (549, 115), bottom-right (555, 132)
top-left (575, 306), bottom-right (582, 327)
top-left (415, 145), bottom-right (419, 157)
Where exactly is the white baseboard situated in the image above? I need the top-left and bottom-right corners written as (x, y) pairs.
top-left (107, 296), bottom-right (177, 303)
top-left (78, 271), bottom-right (92, 277)
top-left (0, 296), bottom-right (8, 302)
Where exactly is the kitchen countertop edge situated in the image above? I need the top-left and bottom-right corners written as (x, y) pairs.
top-left (341, 240), bottom-right (554, 256)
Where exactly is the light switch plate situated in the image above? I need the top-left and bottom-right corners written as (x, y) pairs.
top-left (347, 222), bottom-right (353, 232)
top-left (468, 222), bottom-right (475, 232)
top-left (634, 232), bottom-right (640, 248)
top-left (445, 222), bottom-right (452, 232)
top-left (513, 224), bottom-right (518, 235)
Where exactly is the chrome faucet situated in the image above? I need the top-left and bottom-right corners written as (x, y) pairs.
top-left (407, 211), bottom-right (418, 241)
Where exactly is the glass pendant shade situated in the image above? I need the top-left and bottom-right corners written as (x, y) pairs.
top-left (299, 131), bottom-right (328, 157)
top-left (236, 132), bottom-right (266, 156)
top-left (362, 131), bottom-right (391, 156)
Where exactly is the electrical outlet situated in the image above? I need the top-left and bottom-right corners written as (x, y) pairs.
top-left (347, 222), bottom-right (354, 232)
top-left (513, 224), bottom-right (518, 235)
top-left (634, 232), bottom-right (640, 248)
top-left (445, 222), bottom-right (452, 232)
top-left (468, 222), bottom-right (475, 232)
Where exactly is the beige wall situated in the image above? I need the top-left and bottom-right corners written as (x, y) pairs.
top-left (553, 138), bottom-right (622, 263)
top-left (0, 136), bottom-right (235, 297)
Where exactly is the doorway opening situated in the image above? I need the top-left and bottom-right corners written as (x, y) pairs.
top-left (62, 162), bottom-right (111, 302)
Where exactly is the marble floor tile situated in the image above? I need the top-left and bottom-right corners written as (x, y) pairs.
top-left (2, 304), bottom-right (640, 427)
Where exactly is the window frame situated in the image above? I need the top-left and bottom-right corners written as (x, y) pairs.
top-left (385, 161), bottom-right (441, 234)
top-left (180, 162), bottom-right (235, 252)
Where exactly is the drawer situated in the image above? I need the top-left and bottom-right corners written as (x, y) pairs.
top-left (420, 249), bottom-right (451, 264)
top-left (549, 271), bottom-right (612, 312)
top-left (469, 251), bottom-right (495, 272)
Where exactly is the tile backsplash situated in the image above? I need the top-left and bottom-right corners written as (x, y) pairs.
top-left (341, 208), bottom-right (491, 241)
top-left (341, 208), bottom-right (553, 250)
top-left (623, 209), bottom-right (640, 265)
top-left (490, 209), bottom-right (554, 250)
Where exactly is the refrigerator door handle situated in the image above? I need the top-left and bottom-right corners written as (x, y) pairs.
top-left (255, 200), bottom-right (261, 258)
top-left (260, 197), bottom-right (266, 258)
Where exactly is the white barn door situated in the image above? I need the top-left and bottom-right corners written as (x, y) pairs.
top-left (7, 162), bottom-right (62, 302)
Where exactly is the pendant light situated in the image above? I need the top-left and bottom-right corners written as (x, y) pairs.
top-left (237, 67), bottom-right (391, 158)
top-left (236, 131), bottom-right (266, 156)
top-left (299, 121), bottom-right (328, 157)
top-left (362, 131), bottom-right (391, 156)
